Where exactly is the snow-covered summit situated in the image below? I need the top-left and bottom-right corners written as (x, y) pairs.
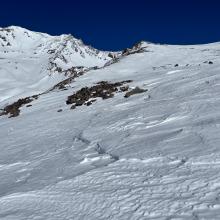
top-left (0, 26), bottom-right (113, 102)
top-left (0, 26), bottom-right (112, 68)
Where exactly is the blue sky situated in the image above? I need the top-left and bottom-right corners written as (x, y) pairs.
top-left (1, 0), bottom-right (220, 50)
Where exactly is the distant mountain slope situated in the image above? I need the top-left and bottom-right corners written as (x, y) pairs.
top-left (0, 26), bottom-right (112, 102)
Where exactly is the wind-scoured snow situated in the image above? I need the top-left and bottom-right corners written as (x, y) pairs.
top-left (1, 28), bottom-right (220, 219)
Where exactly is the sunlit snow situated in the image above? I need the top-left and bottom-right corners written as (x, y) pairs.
top-left (1, 26), bottom-right (220, 219)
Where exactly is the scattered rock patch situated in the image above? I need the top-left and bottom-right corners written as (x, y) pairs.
top-left (0, 95), bottom-right (38, 118)
top-left (66, 80), bottom-right (133, 109)
top-left (204, 61), bottom-right (214, 64)
top-left (124, 87), bottom-right (148, 98)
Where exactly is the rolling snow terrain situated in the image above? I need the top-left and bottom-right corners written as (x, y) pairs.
top-left (1, 26), bottom-right (220, 219)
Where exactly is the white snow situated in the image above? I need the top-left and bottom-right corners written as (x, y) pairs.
top-left (1, 27), bottom-right (220, 219)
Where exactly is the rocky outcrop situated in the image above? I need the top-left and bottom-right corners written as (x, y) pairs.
top-left (66, 80), bottom-right (132, 109)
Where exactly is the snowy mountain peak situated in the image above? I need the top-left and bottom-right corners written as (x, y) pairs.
top-left (0, 26), bottom-right (110, 63)
top-left (0, 26), bottom-right (114, 102)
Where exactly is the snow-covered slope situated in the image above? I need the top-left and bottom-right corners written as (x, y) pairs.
top-left (1, 28), bottom-right (220, 219)
top-left (0, 26), bottom-right (112, 103)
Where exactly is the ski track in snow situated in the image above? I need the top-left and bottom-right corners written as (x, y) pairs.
top-left (1, 28), bottom-right (220, 219)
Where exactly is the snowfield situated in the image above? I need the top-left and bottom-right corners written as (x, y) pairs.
top-left (1, 27), bottom-right (220, 219)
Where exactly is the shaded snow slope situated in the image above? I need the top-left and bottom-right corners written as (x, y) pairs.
top-left (1, 32), bottom-right (220, 219)
top-left (0, 26), bottom-right (111, 103)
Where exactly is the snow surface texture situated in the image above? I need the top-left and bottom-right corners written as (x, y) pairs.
top-left (1, 27), bottom-right (220, 219)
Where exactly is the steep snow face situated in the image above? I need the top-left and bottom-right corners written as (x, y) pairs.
top-left (0, 26), bottom-right (111, 102)
top-left (1, 29), bottom-right (220, 219)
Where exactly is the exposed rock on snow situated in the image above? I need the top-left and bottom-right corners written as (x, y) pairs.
top-left (124, 86), bottom-right (147, 98)
top-left (0, 95), bottom-right (38, 117)
top-left (66, 80), bottom-right (132, 109)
